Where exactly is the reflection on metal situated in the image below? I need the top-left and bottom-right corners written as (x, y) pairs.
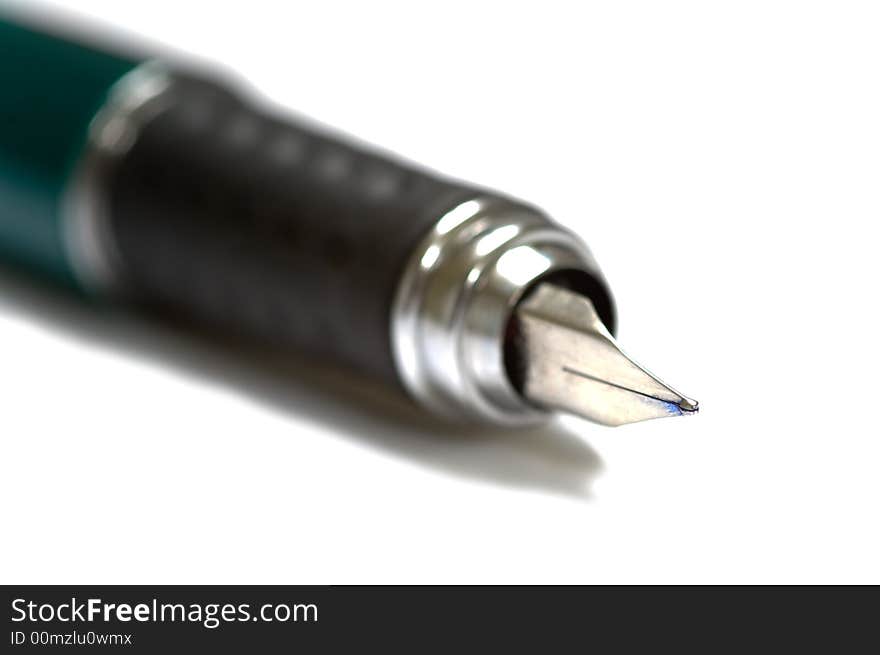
top-left (391, 196), bottom-right (604, 425)
top-left (62, 61), bottom-right (175, 294)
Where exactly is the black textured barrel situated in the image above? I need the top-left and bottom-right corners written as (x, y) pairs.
top-left (108, 77), bottom-right (479, 386)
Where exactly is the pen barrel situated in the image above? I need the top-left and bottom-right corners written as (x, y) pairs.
top-left (1, 18), bottom-right (615, 418)
top-left (106, 76), bottom-right (482, 386)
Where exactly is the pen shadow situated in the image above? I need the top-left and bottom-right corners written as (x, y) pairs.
top-left (0, 267), bottom-right (604, 499)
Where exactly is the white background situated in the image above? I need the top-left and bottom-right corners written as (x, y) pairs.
top-left (1, 1), bottom-right (878, 583)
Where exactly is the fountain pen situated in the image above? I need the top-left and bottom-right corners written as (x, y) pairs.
top-left (0, 16), bottom-right (697, 427)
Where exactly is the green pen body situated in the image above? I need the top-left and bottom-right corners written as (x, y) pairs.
top-left (0, 18), bottom-right (138, 286)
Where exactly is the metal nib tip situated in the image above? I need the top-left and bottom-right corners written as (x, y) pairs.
top-left (514, 283), bottom-right (698, 427)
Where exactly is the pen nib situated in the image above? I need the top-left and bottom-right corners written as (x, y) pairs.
top-left (513, 283), bottom-right (698, 426)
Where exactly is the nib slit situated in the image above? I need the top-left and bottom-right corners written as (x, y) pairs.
top-left (562, 366), bottom-right (681, 406)
top-left (514, 283), bottom-right (699, 426)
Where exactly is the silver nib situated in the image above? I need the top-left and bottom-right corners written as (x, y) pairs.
top-left (515, 283), bottom-right (698, 426)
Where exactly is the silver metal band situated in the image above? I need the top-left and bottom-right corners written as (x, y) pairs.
top-left (391, 196), bottom-right (605, 425)
top-left (62, 62), bottom-right (176, 294)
